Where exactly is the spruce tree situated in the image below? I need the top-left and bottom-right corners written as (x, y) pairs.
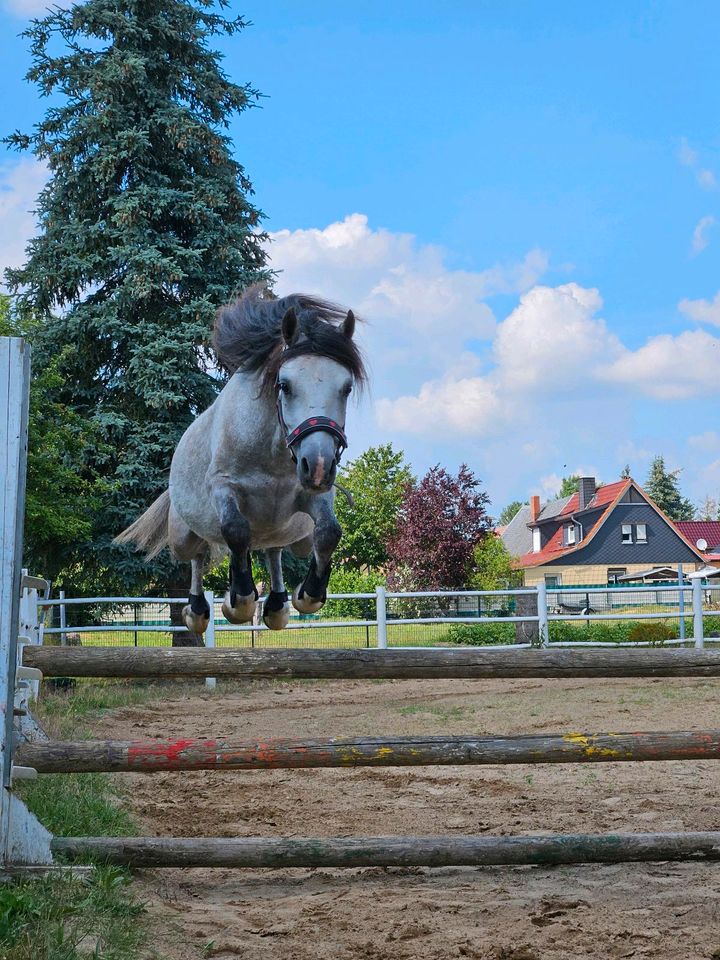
top-left (5, 0), bottom-right (269, 593)
top-left (644, 456), bottom-right (694, 521)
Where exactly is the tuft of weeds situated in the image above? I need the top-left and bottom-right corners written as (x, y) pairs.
top-left (0, 868), bottom-right (146, 959)
top-left (398, 703), bottom-right (475, 722)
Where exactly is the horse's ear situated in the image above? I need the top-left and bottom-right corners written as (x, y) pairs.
top-left (282, 307), bottom-right (298, 346)
top-left (342, 309), bottom-right (356, 339)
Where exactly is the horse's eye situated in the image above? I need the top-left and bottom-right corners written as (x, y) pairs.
top-left (279, 381), bottom-right (291, 396)
top-left (341, 384), bottom-right (352, 398)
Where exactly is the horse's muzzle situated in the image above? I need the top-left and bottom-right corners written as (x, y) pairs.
top-left (296, 433), bottom-right (338, 493)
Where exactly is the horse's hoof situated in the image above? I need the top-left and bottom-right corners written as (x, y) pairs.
top-left (263, 602), bottom-right (291, 630)
top-left (222, 590), bottom-right (257, 624)
top-left (182, 604), bottom-right (209, 635)
top-left (292, 585), bottom-right (325, 615)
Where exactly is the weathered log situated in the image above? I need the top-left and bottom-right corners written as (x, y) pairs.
top-left (18, 729), bottom-right (720, 774)
top-left (22, 646), bottom-right (720, 680)
top-left (50, 831), bottom-right (720, 868)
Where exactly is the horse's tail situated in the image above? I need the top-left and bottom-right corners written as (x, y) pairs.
top-left (113, 490), bottom-right (171, 561)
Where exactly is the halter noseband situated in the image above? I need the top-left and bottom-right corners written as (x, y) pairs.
top-left (275, 380), bottom-right (348, 466)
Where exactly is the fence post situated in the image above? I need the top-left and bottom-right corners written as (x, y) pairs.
top-left (692, 577), bottom-right (704, 650)
top-left (204, 589), bottom-right (216, 690)
top-left (677, 565), bottom-right (686, 642)
top-left (536, 582), bottom-right (549, 648)
top-left (375, 585), bottom-right (388, 649)
top-left (59, 589), bottom-right (68, 647)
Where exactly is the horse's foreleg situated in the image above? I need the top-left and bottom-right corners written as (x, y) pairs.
top-left (212, 484), bottom-right (257, 625)
top-left (292, 495), bottom-right (341, 615)
top-left (263, 548), bottom-right (290, 630)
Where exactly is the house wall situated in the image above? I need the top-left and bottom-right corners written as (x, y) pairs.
top-left (546, 503), bottom-right (700, 567)
top-left (522, 562), bottom-right (703, 588)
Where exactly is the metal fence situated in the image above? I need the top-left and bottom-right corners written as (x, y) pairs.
top-left (28, 580), bottom-right (720, 651)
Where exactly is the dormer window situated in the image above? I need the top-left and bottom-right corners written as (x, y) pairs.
top-left (532, 528), bottom-right (541, 553)
top-left (621, 524), bottom-right (633, 544)
top-left (565, 524), bottom-right (577, 545)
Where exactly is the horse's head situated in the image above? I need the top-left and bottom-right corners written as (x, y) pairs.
top-left (275, 307), bottom-right (356, 494)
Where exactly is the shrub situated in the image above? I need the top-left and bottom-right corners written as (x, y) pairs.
top-left (326, 567), bottom-right (385, 619)
top-left (627, 621), bottom-right (675, 646)
top-left (445, 622), bottom-right (516, 645)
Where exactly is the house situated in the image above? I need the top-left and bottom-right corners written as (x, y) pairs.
top-left (673, 521), bottom-right (720, 566)
top-left (502, 476), bottom-right (707, 587)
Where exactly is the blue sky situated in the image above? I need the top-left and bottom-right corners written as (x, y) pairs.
top-left (2, 1), bottom-right (720, 515)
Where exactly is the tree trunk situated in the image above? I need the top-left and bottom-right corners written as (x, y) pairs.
top-left (515, 591), bottom-right (538, 645)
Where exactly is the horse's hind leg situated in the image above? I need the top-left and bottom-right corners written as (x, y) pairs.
top-left (263, 548), bottom-right (290, 630)
top-left (211, 483), bottom-right (258, 624)
top-left (168, 504), bottom-right (211, 634)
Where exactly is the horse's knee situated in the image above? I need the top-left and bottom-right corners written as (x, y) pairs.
top-left (316, 517), bottom-right (341, 556)
top-left (220, 513), bottom-right (251, 553)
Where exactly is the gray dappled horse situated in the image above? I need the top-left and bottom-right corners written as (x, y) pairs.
top-left (115, 284), bottom-right (367, 633)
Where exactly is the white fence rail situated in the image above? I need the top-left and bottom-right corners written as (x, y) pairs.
top-left (25, 580), bottom-right (720, 652)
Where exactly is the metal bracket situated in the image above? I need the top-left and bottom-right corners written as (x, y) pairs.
top-left (20, 575), bottom-right (49, 594)
top-left (16, 666), bottom-right (42, 683)
top-left (10, 766), bottom-right (37, 782)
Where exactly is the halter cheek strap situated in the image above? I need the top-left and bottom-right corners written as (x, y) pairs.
top-left (275, 383), bottom-right (348, 466)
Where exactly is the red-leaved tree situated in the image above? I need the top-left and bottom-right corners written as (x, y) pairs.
top-left (388, 464), bottom-right (491, 589)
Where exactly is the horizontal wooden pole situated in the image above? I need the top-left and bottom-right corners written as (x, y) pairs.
top-left (18, 730), bottom-right (720, 774)
top-left (51, 832), bottom-right (720, 868)
top-left (22, 646), bottom-right (720, 680)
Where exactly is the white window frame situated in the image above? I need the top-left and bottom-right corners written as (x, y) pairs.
top-left (621, 524), bottom-right (633, 544)
top-left (635, 523), bottom-right (647, 543)
top-left (565, 524), bottom-right (576, 545)
top-left (608, 567), bottom-right (627, 584)
top-left (532, 528), bottom-right (541, 553)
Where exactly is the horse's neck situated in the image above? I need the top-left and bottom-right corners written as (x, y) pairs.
top-left (216, 373), bottom-right (287, 464)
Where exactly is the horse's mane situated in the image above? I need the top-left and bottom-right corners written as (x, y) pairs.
top-left (213, 283), bottom-right (367, 390)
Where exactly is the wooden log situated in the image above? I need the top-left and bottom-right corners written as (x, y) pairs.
top-left (50, 831), bottom-right (720, 868)
top-left (22, 646), bottom-right (720, 680)
top-left (18, 729), bottom-right (720, 774)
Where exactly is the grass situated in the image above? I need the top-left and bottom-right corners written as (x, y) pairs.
top-left (398, 703), bottom-right (475, 722)
top-left (1, 685), bottom-right (155, 959)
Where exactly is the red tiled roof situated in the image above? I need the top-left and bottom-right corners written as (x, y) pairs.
top-left (675, 521), bottom-right (720, 550)
top-left (516, 480), bottom-right (630, 567)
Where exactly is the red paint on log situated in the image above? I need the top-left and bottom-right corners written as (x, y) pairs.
top-left (127, 738), bottom-right (218, 770)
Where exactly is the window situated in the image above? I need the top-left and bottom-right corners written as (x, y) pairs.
top-left (608, 567), bottom-right (627, 585)
top-left (635, 523), bottom-right (647, 543)
top-left (565, 524), bottom-right (576, 545)
top-left (545, 575), bottom-right (560, 588)
top-left (532, 528), bottom-right (541, 553)
top-left (621, 524), bottom-right (633, 544)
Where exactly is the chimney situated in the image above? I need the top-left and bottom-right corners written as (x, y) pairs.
top-left (578, 477), bottom-right (596, 511)
top-left (530, 495), bottom-right (540, 522)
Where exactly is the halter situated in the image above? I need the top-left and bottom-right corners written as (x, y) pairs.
top-left (275, 380), bottom-right (348, 466)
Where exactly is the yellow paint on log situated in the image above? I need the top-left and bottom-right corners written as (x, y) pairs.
top-left (562, 732), bottom-right (626, 760)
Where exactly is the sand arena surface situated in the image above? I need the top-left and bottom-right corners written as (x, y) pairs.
top-left (86, 675), bottom-right (720, 959)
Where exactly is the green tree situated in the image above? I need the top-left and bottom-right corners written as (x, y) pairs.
top-left (558, 474), bottom-right (580, 498)
top-left (334, 444), bottom-right (414, 570)
top-left (1, 298), bottom-right (108, 588)
top-left (497, 500), bottom-right (526, 526)
top-left (5, 0), bottom-right (269, 593)
top-left (696, 496), bottom-right (719, 521)
top-left (470, 534), bottom-right (518, 591)
top-left (644, 456), bottom-right (694, 520)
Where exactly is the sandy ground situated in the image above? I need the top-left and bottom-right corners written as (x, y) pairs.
top-left (86, 676), bottom-right (720, 960)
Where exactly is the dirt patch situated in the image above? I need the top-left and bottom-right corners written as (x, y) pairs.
top-left (85, 676), bottom-right (720, 959)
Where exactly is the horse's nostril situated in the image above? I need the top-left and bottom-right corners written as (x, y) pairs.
top-left (300, 457), bottom-right (310, 476)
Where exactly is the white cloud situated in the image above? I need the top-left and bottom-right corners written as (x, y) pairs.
top-left (691, 215), bottom-right (715, 254)
top-left (679, 291), bottom-right (720, 326)
top-left (678, 138), bottom-right (718, 191)
top-left (269, 214), bottom-right (548, 385)
top-left (688, 431), bottom-right (720, 453)
top-left (599, 329), bottom-right (720, 399)
top-left (3, 0), bottom-right (72, 16)
top-left (375, 374), bottom-right (504, 436)
top-left (0, 158), bottom-right (48, 284)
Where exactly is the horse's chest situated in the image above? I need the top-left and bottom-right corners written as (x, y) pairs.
top-left (240, 480), bottom-right (310, 546)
